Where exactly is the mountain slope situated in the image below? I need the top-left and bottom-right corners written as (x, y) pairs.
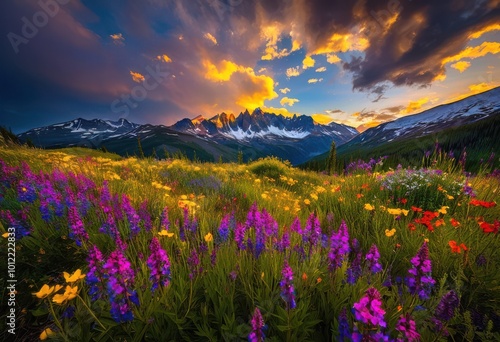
top-left (17, 118), bottom-right (140, 148)
top-left (302, 87), bottom-right (500, 171)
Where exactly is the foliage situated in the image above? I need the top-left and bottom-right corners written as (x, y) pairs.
top-left (0, 145), bottom-right (499, 341)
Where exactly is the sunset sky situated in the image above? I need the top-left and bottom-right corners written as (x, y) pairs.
top-left (1, 0), bottom-right (499, 133)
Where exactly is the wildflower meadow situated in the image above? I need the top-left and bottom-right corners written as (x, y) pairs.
top-left (0, 145), bottom-right (499, 341)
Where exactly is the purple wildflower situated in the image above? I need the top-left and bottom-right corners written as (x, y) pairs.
top-left (338, 307), bottom-right (351, 341)
top-left (366, 244), bottom-right (383, 274)
top-left (248, 307), bottom-right (265, 342)
top-left (245, 202), bottom-right (261, 229)
top-left (303, 212), bottom-right (321, 248)
top-left (103, 249), bottom-right (139, 322)
top-left (121, 195), bottom-right (140, 236)
top-left (261, 208), bottom-right (278, 238)
top-left (187, 248), bottom-right (201, 280)
top-left (235, 223), bottom-right (247, 250)
top-left (138, 200), bottom-right (152, 231)
top-left (218, 212), bottom-right (232, 242)
top-left (86, 245), bottom-right (105, 300)
top-left (328, 220), bottom-right (350, 271)
top-left (68, 206), bottom-right (89, 247)
top-left (395, 313), bottom-right (420, 342)
top-left (17, 180), bottom-right (37, 203)
top-left (279, 260), bottom-right (296, 309)
top-left (346, 251), bottom-right (362, 285)
top-left (435, 290), bottom-right (459, 321)
top-left (210, 247), bottom-right (217, 266)
top-left (352, 287), bottom-right (386, 328)
top-left (290, 216), bottom-right (302, 235)
top-left (254, 219), bottom-right (266, 258)
top-left (147, 237), bottom-right (171, 291)
top-left (406, 242), bottom-right (435, 300)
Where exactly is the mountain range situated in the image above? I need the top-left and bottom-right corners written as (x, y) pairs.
top-left (16, 87), bottom-right (500, 166)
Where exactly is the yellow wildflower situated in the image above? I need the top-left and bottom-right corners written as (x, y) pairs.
top-left (437, 206), bottom-right (449, 215)
top-left (261, 193), bottom-right (268, 199)
top-left (385, 228), bottom-right (396, 237)
top-left (52, 285), bottom-right (78, 305)
top-left (387, 208), bottom-right (402, 215)
top-left (401, 209), bottom-right (409, 216)
top-left (33, 284), bottom-right (55, 299)
top-left (310, 193), bottom-right (318, 200)
top-left (204, 232), bottom-right (213, 242)
top-left (304, 199), bottom-right (311, 205)
top-left (158, 230), bottom-right (174, 237)
top-left (447, 195), bottom-right (454, 200)
top-left (364, 203), bottom-right (375, 211)
top-left (40, 328), bottom-right (55, 340)
top-left (63, 269), bottom-right (85, 283)
top-left (2, 232), bottom-right (9, 238)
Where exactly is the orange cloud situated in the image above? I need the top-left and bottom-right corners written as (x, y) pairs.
top-left (442, 42), bottom-right (500, 65)
top-left (310, 114), bottom-right (333, 124)
top-left (262, 106), bottom-right (297, 117)
top-left (357, 121), bottom-right (379, 132)
top-left (469, 23), bottom-right (500, 39)
top-left (204, 32), bottom-right (217, 45)
top-left (110, 33), bottom-right (124, 45)
top-left (450, 61), bottom-right (471, 73)
top-left (286, 66), bottom-right (301, 77)
top-left (302, 55), bottom-right (316, 69)
top-left (130, 71), bottom-right (145, 83)
top-left (326, 54), bottom-right (341, 64)
top-left (157, 54), bottom-right (172, 63)
top-left (402, 97), bottom-right (429, 114)
top-left (202, 59), bottom-right (278, 111)
top-left (447, 82), bottom-right (499, 103)
top-left (308, 78), bottom-right (323, 84)
top-left (260, 24), bottom-right (300, 60)
top-left (312, 33), bottom-right (369, 55)
top-left (280, 97), bottom-right (300, 107)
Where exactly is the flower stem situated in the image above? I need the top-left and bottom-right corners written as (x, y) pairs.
top-left (77, 294), bottom-right (106, 330)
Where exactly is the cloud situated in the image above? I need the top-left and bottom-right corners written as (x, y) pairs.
top-left (308, 78), bottom-right (323, 84)
top-left (286, 66), bottom-right (301, 77)
top-left (402, 97), bottom-right (429, 114)
top-left (442, 42), bottom-right (500, 65)
top-left (302, 55), bottom-right (316, 69)
top-left (157, 55), bottom-right (172, 63)
top-left (310, 114), bottom-right (333, 124)
top-left (326, 54), bottom-right (341, 64)
top-left (130, 71), bottom-right (145, 83)
top-left (325, 109), bottom-right (344, 115)
top-left (280, 97), bottom-right (300, 106)
top-left (279, 87), bottom-right (291, 94)
top-left (204, 32), bottom-right (218, 45)
top-left (202, 59), bottom-right (278, 110)
top-left (312, 33), bottom-right (369, 55)
top-left (468, 23), bottom-right (500, 39)
top-left (447, 82), bottom-right (499, 103)
top-left (450, 61), bottom-right (471, 73)
top-left (110, 33), bottom-right (125, 45)
top-left (315, 66), bottom-right (326, 72)
top-left (258, 67), bottom-right (267, 73)
top-left (260, 22), bottom-right (301, 60)
top-left (261, 106), bottom-right (297, 117)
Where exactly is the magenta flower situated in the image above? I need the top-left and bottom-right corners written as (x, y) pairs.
top-left (248, 307), bottom-right (265, 342)
top-left (366, 244), bottom-right (383, 274)
top-left (328, 220), bottom-right (350, 271)
top-left (406, 242), bottom-right (435, 300)
top-left (280, 260), bottom-right (296, 309)
top-left (395, 313), bottom-right (420, 342)
top-left (103, 249), bottom-right (139, 322)
top-left (147, 237), bottom-right (171, 291)
top-left (352, 287), bottom-right (386, 328)
top-left (86, 245), bottom-right (105, 300)
top-left (68, 206), bottom-right (89, 247)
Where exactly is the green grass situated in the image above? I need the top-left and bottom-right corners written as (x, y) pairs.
top-left (0, 145), bottom-right (499, 341)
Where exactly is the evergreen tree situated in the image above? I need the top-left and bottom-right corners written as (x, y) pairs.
top-left (137, 137), bottom-right (145, 158)
top-left (327, 141), bottom-right (337, 175)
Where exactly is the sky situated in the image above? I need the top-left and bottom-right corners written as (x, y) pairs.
top-left (0, 0), bottom-right (499, 133)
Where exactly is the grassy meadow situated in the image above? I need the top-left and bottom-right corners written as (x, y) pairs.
top-left (1, 144), bottom-right (499, 341)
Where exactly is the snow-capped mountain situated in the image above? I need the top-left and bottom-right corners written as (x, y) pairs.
top-left (170, 108), bottom-right (358, 144)
top-left (342, 86), bottom-right (500, 149)
top-left (18, 118), bottom-right (140, 148)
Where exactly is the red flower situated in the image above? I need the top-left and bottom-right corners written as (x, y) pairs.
top-left (411, 206), bottom-right (423, 212)
top-left (469, 199), bottom-right (497, 208)
top-left (449, 240), bottom-right (468, 253)
top-left (479, 220), bottom-right (500, 234)
top-left (450, 218), bottom-right (461, 227)
top-left (400, 198), bottom-right (408, 204)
